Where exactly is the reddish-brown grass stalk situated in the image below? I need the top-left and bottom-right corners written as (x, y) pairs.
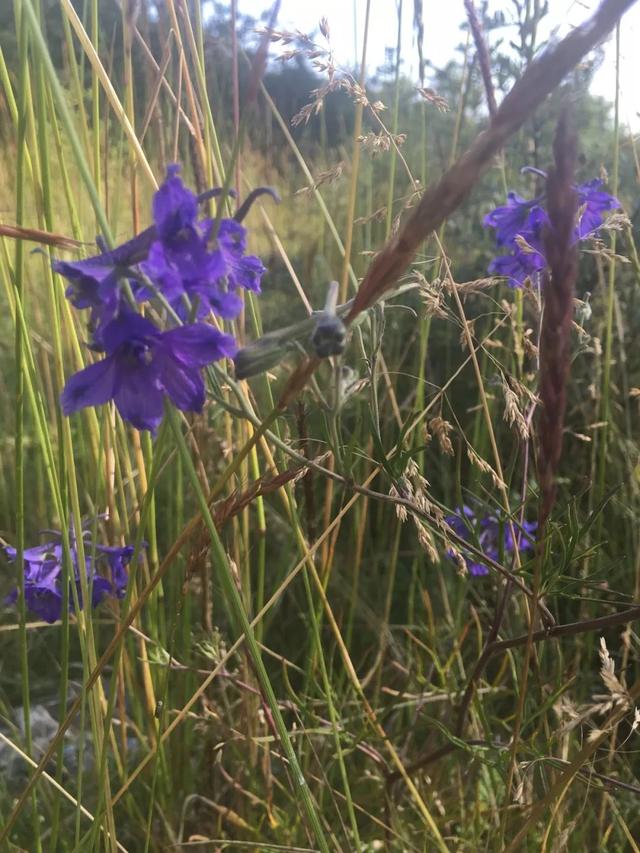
top-left (274, 0), bottom-right (634, 467)
top-left (345, 0), bottom-right (634, 323)
top-left (538, 114), bottom-right (579, 530)
top-left (464, 0), bottom-right (497, 118)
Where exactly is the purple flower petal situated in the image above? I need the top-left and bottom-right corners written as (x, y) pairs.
top-left (468, 561), bottom-right (490, 577)
top-left (575, 178), bottom-right (620, 239)
top-left (504, 520), bottom-right (537, 552)
top-left (140, 241), bottom-right (186, 302)
top-left (97, 545), bottom-right (135, 597)
top-left (489, 253), bottom-right (539, 287)
top-left (60, 356), bottom-right (118, 415)
top-left (75, 569), bottom-right (113, 610)
top-left (203, 285), bottom-right (244, 320)
top-left (54, 257), bottom-right (117, 306)
top-left (113, 364), bottom-right (165, 432)
top-left (24, 584), bottom-right (63, 623)
top-left (486, 200), bottom-right (548, 288)
top-left (217, 218), bottom-right (248, 254)
top-left (231, 254), bottom-right (266, 293)
top-left (216, 220), bottom-right (266, 293)
top-left (154, 324), bottom-right (236, 412)
top-left (446, 505), bottom-right (536, 578)
top-left (152, 164), bottom-right (198, 242)
top-left (101, 311), bottom-right (159, 352)
top-left (483, 192), bottom-right (535, 247)
top-left (53, 229), bottom-right (158, 345)
top-left (61, 312), bottom-right (235, 430)
top-left (160, 323), bottom-right (238, 365)
top-left (157, 356), bottom-right (206, 412)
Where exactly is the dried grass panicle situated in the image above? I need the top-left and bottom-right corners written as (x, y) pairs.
top-left (428, 416), bottom-right (455, 456)
top-left (596, 636), bottom-right (630, 713)
top-left (459, 319), bottom-right (476, 350)
top-left (415, 86), bottom-right (450, 112)
top-left (345, 0), bottom-right (634, 324)
top-left (600, 211), bottom-right (632, 232)
top-left (555, 638), bottom-right (635, 741)
top-left (389, 466), bottom-right (440, 562)
top-left (414, 519), bottom-right (439, 563)
top-left (467, 446), bottom-right (506, 491)
top-left (354, 206), bottom-right (387, 226)
top-left (358, 131), bottom-right (407, 156)
top-left (416, 274), bottom-right (448, 318)
top-left (389, 484), bottom-right (408, 522)
top-left (537, 114), bottom-right (579, 530)
top-left (189, 458), bottom-right (324, 569)
top-left (258, 26), bottom-right (307, 45)
top-left (274, 27), bottom-right (386, 128)
top-left (502, 376), bottom-right (530, 441)
top-left (453, 277), bottom-right (496, 293)
top-left (296, 162), bottom-right (345, 195)
top-left (264, 20), bottom-right (342, 125)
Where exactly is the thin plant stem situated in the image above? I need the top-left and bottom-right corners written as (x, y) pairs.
top-left (339, 0), bottom-right (371, 303)
top-left (166, 406), bottom-right (331, 853)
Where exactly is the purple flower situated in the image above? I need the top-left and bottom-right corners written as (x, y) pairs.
top-left (445, 505), bottom-right (536, 577)
top-left (141, 167), bottom-right (266, 320)
top-left (3, 537), bottom-right (139, 623)
top-left (141, 222), bottom-right (242, 320)
top-left (485, 173), bottom-right (620, 287)
top-left (52, 165), bottom-right (268, 341)
top-left (152, 163), bottom-right (199, 241)
top-left (60, 312), bottom-right (236, 433)
top-left (214, 219), bottom-right (266, 293)
top-left (504, 519), bottom-right (537, 553)
top-left (4, 543), bottom-right (64, 622)
top-left (488, 246), bottom-right (546, 288)
top-left (53, 247), bottom-right (146, 348)
top-left (483, 192), bottom-right (540, 247)
top-left (96, 545), bottom-right (135, 598)
top-left (575, 178), bottom-right (620, 239)
top-left (55, 164), bottom-right (273, 429)
top-left (485, 200), bottom-right (548, 287)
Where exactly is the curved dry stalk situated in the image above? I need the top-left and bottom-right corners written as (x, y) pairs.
top-left (345, 0), bottom-right (635, 321)
top-left (270, 0), bottom-right (636, 425)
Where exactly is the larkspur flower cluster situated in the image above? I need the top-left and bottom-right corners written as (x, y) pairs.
top-left (56, 165), bottom-right (268, 433)
top-left (3, 532), bottom-right (139, 623)
top-left (484, 172), bottom-right (620, 287)
top-left (446, 505), bottom-right (536, 577)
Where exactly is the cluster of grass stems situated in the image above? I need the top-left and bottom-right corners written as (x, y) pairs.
top-left (1, 0), bottom-right (640, 850)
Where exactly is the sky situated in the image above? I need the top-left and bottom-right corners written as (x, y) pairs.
top-left (227, 0), bottom-right (640, 130)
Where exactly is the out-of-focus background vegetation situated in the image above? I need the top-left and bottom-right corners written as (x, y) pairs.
top-left (1, 1), bottom-right (640, 850)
